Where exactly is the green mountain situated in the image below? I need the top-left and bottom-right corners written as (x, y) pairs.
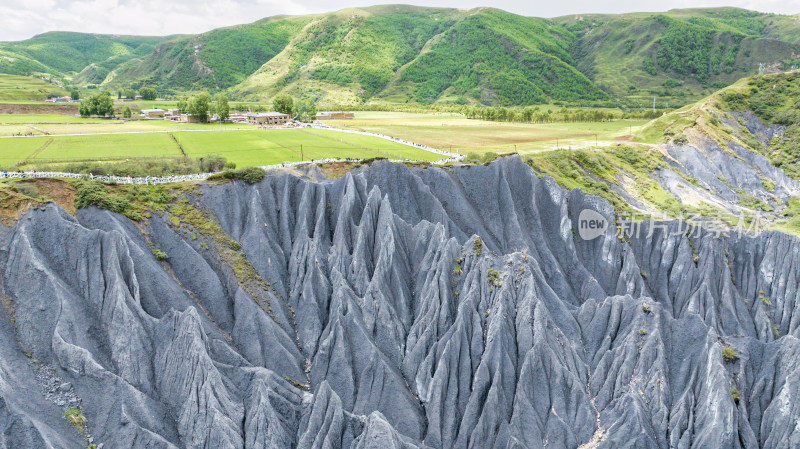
top-left (231, 6), bottom-right (608, 105)
top-left (2, 6), bottom-right (799, 106)
top-left (0, 32), bottom-right (172, 86)
top-left (107, 16), bottom-right (310, 93)
top-left (554, 8), bottom-right (800, 106)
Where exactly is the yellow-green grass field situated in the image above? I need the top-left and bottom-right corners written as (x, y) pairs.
top-left (0, 115), bottom-right (263, 136)
top-left (0, 114), bottom-right (113, 124)
top-left (0, 75), bottom-right (68, 101)
top-left (0, 120), bottom-right (259, 136)
top-left (0, 129), bottom-right (443, 170)
top-left (326, 112), bottom-right (649, 154)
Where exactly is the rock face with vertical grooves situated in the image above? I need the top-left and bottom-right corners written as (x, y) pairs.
top-left (1, 156), bottom-right (799, 448)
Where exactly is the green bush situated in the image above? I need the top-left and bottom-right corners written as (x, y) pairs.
top-left (673, 134), bottom-right (689, 145)
top-left (65, 407), bottom-right (86, 434)
top-left (75, 181), bottom-right (141, 220)
top-left (153, 249), bottom-right (168, 261)
top-left (487, 268), bottom-right (501, 287)
top-left (722, 346), bottom-right (738, 361)
top-left (207, 166), bottom-right (265, 184)
top-left (473, 237), bottom-right (483, 256)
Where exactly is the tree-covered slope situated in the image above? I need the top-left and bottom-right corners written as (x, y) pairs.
top-left (234, 7), bottom-right (610, 105)
top-left (233, 6), bottom-right (800, 106)
top-left (232, 5), bottom-right (461, 104)
top-left (395, 9), bottom-right (607, 105)
top-left (0, 32), bottom-right (171, 83)
top-left (107, 15), bottom-right (311, 93)
top-left (556, 8), bottom-right (800, 103)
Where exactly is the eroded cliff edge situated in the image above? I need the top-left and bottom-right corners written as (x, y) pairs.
top-left (1, 156), bottom-right (799, 448)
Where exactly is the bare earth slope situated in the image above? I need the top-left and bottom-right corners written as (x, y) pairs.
top-left (1, 157), bottom-right (799, 448)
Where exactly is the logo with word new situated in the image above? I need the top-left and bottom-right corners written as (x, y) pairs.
top-left (578, 209), bottom-right (608, 240)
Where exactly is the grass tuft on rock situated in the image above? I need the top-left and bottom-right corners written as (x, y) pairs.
top-left (722, 346), bottom-right (738, 361)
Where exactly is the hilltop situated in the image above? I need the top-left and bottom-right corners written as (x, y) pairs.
top-left (2, 6), bottom-right (799, 106)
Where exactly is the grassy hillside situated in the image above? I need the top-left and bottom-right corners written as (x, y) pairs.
top-left (107, 16), bottom-right (311, 93)
top-left (715, 71), bottom-right (800, 179)
top-left (556, 8), bottom-right (800, 105)
top-left (234, 6), bottom-right (800, 106)
top-left (0, 32), bottom-right (171, 85)
top-left (233, 6), bottom-right (461, 104)
top-left (395, 9), bottom-right (607, 105)
top-left (0, 74), bottom-right (68, 101)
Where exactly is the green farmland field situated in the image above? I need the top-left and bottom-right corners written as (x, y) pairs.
top-left (176, 129), bottom-right (444, 166)
top-left (0, 133), bottom-right (180, 166)
top-left (0, 128), bottom-right (444, 170)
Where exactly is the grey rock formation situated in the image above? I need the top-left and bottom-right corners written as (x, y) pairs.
top-left (0, 156), bottom-right (799, 448)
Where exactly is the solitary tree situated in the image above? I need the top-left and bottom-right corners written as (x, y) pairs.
top-left (216, 93), bottom-right (230, 122)
top-left (188, 92), bottom-right (212, 122)
top-left (96, 92), bottom-right (115, 116)
top-left (123, 88), bottom-right (136, 99)
top-left (121, 105), bottom-right (132, 118)
top-left (139, 87), bottom-right (157, 101)
top-left (70, 90), bottom-right (80, 101)
top-left (273, 94), bottom-right (293, 115)
top-left (79, 91), bottom-right (115, 117)
top-left (293, 98), bottom-right (317, 122)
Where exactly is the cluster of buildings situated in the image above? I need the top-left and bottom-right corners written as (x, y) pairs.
top-left (44, 96), bottom-right (77, 103)
top-left (316, 111), bottom-right (354, 120)
top-left (141, 108), bottom-right (205, 122)
top-left (136, 108), bottom-right (354, 125)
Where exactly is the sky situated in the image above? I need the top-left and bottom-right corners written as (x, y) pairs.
top-left (1, 0), bottom-right (800, 41)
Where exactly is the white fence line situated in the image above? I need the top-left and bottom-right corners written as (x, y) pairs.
top-left (0, 171), bottom-right (214, 184)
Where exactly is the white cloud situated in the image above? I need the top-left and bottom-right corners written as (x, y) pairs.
top-left (0, 0), bottom-right (798, 41)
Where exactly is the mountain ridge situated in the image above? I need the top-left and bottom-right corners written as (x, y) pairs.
top-left (3, 5), bottom-right (800, 106)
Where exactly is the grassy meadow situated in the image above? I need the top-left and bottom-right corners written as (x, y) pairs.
top-left (0, 75), bottom-right (68, 101)
top-left (326, 112), bottom-right (649, 154)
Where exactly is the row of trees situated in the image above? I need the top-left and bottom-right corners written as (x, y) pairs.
top-left (463, 106), bottom-right (666, 123)
top-left (173, 92), bottom-right (318, 122)
top-left (464, 106), bottom-right (620, 123)
top-left (117, 86), bottom-right (158, 100)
